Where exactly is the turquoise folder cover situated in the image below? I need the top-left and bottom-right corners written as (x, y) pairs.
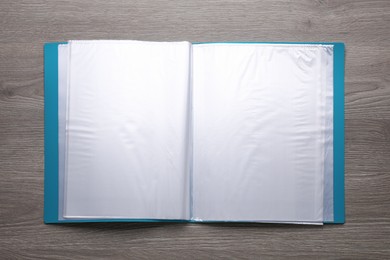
top-left (44, 42), bottom-right (345, 224)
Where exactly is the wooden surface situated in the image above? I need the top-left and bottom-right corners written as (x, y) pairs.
top-left (1, 0), bottom-right (389, 259)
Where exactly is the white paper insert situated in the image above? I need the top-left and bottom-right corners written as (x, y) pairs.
top-left (192, 44), bottom-right (333, 223)
top-left (63, 41), bottom-right (191, 219)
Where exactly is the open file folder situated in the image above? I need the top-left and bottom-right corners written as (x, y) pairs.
top-left (44, 41), bottom-right (345, 224)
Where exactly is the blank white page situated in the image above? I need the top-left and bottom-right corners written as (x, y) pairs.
top-left (192, 44), bottom-right (333, 223)
top-left (64, 41), bottom-right (191, 219)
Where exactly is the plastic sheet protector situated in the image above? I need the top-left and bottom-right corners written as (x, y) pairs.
top-left (44, 41), bottom-right (345, 224)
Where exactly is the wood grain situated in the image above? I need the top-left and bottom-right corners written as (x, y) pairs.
top-left (1, 0), bottom-right (389, 258)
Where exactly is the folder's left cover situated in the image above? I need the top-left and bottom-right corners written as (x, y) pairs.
top-left (44, 42), bottom-right (63, 223)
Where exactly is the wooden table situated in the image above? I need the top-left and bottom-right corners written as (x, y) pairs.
top-left (1, 0), bottom-right (389, 258)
